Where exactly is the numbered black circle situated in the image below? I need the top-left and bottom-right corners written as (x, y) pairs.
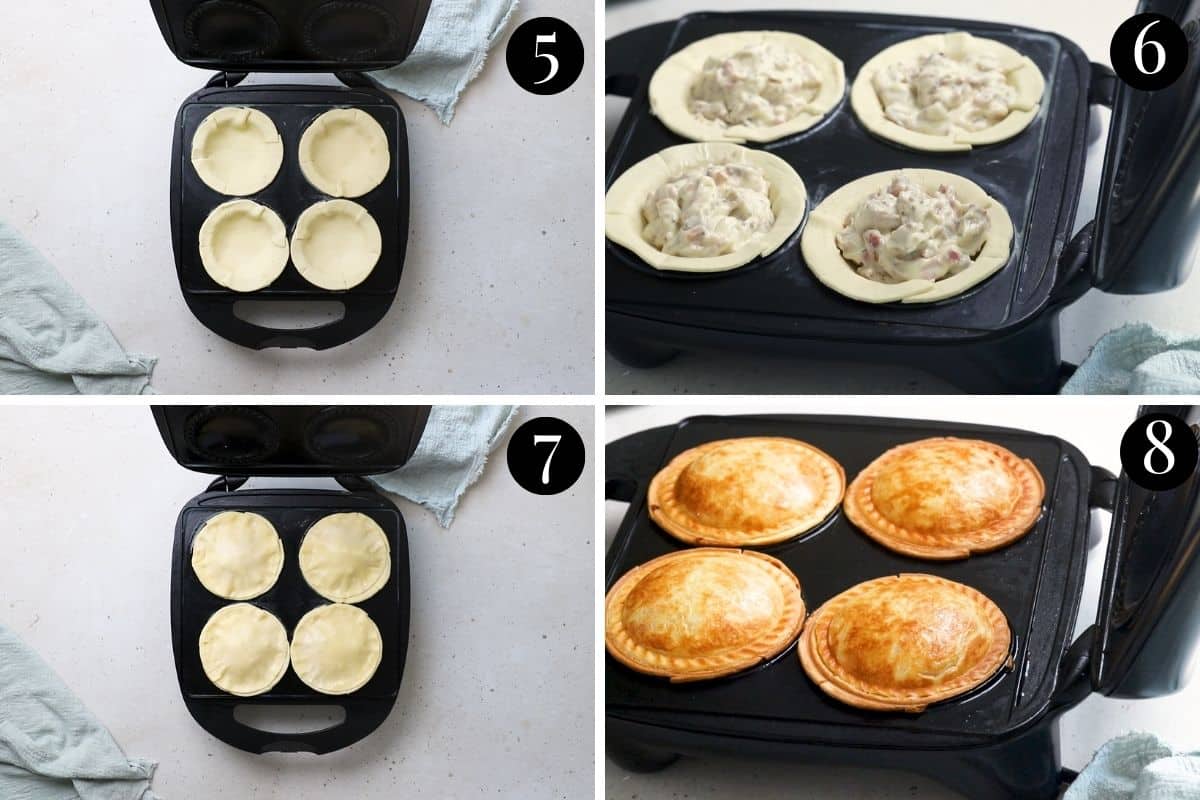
top-left (1119, 412), bottom-right (1198, 491)
top-left (1110, 13), bottom-right (1189, 91)
top-left (507, 417), bottom-right (586, 496)
top-left (506, 17), bottom-right (585, 95)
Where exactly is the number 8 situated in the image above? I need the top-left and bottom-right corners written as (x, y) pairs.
top-left (1134, 20), bottom-right (1167, 75)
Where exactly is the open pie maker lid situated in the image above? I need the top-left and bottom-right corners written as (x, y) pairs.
top-left (149, 0), bottom-right (434, 72)
top-left (1091, 0), bottom-right (1200, 293)
top-left (153, 405), bottom-right (431, 477)
top-left (1092, 405), bottom-right (1200, 697)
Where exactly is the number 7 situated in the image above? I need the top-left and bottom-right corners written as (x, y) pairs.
top-left (534, 434), bottom-right (563, 485)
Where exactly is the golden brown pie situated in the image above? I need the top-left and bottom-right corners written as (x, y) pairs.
top-left (605, 548), bottom-right (806, 682)
top-left (845, 437), bottom-right (1044, 560)
top-left (648, 437), bottom-right (846, 547)
top-left (799, 573), bottom-right (1011, 712)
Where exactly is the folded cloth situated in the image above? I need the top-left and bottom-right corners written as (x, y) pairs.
top-left (1061, 323), bottom-right (1200, 395)
top-left (1064, 732), bottom-right (1200, 799)
top-left (371, 406), bottom-right (519, 527)
top-left (0, 222), bottom-right (155, 395)
top-left (372, 0), bottom-right (519, 124)
top-left (0, 625), bottom-right (159, 800)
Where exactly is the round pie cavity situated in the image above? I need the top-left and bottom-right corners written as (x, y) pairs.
top-left (605, 548), bottom-right (807, 682)
top-left (799, 573), bottom-right (1011, 712)
top-left (801, 168), bottom-right (1013, 304)
top-left (191, 107), bottom-right (284, 196)
top-left (605, 142), bottom-right (807, 273)
top-left (199, 604), bottom-right (290, 697)
top-left (300, 513), bottom-right (392, 604)
top-left (299, 109), bottom-right (391, 198)
top-left (192, 511), bottom-right (285, 600)
top-left (649, 30), bottom-right (846, 143)
top-left (290, 604), bottom-right (384, 695)
top-left (851, 32), bottom-right (1045, 152)
top-left (845, 437), bottom-right (1045, 560)
top-left (291, 200), bottom-right (382, 290)
top-left (649, 436), bottom-right (845, 547)
top-left (199, 199), bottom-right (290, 292)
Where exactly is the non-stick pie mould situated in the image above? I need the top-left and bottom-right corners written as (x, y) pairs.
top-left (606, 410), bottom-right (1200, 799)
top-left (150, 1), bottom-right (434, 350)
top-left (605, 2), bottom-right (1200, 392)
top-left (154, 405), bottom-right (430, 754)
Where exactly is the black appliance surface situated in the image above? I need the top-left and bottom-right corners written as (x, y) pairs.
top-left (155, 405), bottom-right (430, 754)
top-left (605, 414), bottom-right (1093, 747)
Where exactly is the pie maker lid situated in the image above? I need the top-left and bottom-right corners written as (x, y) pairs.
top-left (149, 0), bottom-right (434, 72)
top-left (1092, 405), bottom-right (1200, 698)
top-left (1091, 0), bottom-right (1200, 293)
top-left (153, 405), bottom-right (431, 477)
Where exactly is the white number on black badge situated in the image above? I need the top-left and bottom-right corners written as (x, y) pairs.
top-left (534, 33), bottom-right (560, 85)
top-left (1134, 20), bottom-right (1167, 75)
top-left (1145, 419), bottom-right (1176, 476)
top-left (534, 434), bottom-right (563, 485)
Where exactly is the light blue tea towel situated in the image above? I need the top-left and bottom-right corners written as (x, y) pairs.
top-left (1062, 323), bottom-right (1200, 395)
top-left (1064, 733), bottom-right (1200, 799)
top-left (372, 0), bottom-right (519, 124)
top-left (371, 406), bottom-right (519, 527)
top-left (0, 222), bottom-right (155, 395)
top-left (0, 625), bottom-right (159, 800)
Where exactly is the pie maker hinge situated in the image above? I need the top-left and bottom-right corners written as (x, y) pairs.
top-left (207, 475), bottom-right (250, 492)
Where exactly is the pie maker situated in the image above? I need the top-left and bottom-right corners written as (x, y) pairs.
top-left (154, 404), bottom-right (430, 754)
top-left (606, 409), bottom-right (1200, 800)
top-left (149, 0), bottom-right (433, 350)
top-left (605, 0), bottom-right (1200, 393)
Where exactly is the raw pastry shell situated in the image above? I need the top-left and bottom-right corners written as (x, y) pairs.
top-left (299, 108), bottom-right (391, 198)
top-left (198, 603), bottom-right (290, 697)
top-left (845, 437), bottom-right (1045, 560)
top-left (291, 199), bottom-right (382, 291)
top-left (801, 168), bottom-right (1014, 304)
top-left (191, 106), bottom-right (284, 196)
top-left (605, 548), bottom-right (807, 682)
top-left (291, 604), bottom-right (383, 696)
top-left (648, 436), bottom-right (845, 547)
top-left (191, 511), bottom-right (285, 600)
top-left (605, 142), bottom-right (807, 273)
top-left (799, 573), bottom-right (1012, 712)
top-left (649, 30), bottom-right (846, 144)
top-left (850, 32), bottom-right (1045, 152)
top-left (300, 512), bottom-right (392, 604)
top-left (198, 199), bottom-right (291, 293)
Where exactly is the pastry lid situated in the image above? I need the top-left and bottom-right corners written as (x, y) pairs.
top-left (1092, 405), bottom-right (1200, 697)
top-left (149, 0), bottom-right (433, 73)
top-left (1091, 0), bottom-right (1200, 293)
top-left (153, 405), bottom-right (431, 477)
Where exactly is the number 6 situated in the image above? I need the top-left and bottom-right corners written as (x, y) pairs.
top-left (534, 33), bottom-right (560, 85)
top-left (1134, 20), bottom-right (1167, 75)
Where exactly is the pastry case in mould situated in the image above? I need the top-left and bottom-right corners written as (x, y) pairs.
top-left (154, 405), bottom-right (429, 754)
top-left (605, 407), bottom-right (1200, 799)
top-left (604, 0), bottom-right (1200, 393)
top-left (149, 1), bottom-right (433, 350)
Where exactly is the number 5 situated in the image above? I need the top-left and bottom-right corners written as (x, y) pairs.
top-left (534, 33), bottom-right (560, 85)
top-left (534, 434), bottom-right (563, 485)
top-left (1135, 20), bottom-right (1166, 75)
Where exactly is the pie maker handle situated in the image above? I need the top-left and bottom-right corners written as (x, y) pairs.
top-left (605, 425), bottom-right (677, 502)
top-left (184, 294), bottom-right (395, 351)
top-left (606, 21), bottom-right (677, 98)
top-left (186, 699), bottom-right (395, 755)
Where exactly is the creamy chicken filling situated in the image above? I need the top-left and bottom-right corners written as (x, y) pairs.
top-left (643, 162), bottom-right (776, 258)
top-left (690, 43), bottom-right (822, 128)
top-left (835, 176), bottom-right (990, 283)
top-left (873, 51), bottom-right (1019, 136)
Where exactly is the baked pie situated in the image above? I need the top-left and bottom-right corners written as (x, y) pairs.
top-left (648, 437), bottom-right (845, 547)
top-left (605, 548), bottom-right (806, 682)
top-left (799, 573), bottom-right (1011, 712)
top-left (845, 437), bottom-right (1044, 559)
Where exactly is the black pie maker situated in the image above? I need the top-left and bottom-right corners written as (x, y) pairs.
top-left (605, 0), bottom-right (1200, 393)
top-left (154, 405), bottom-right (431, 754)
top-left (605, 408), bottom-right (1200, 799)
top-left (150, 0), bottom-right (433, 350)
